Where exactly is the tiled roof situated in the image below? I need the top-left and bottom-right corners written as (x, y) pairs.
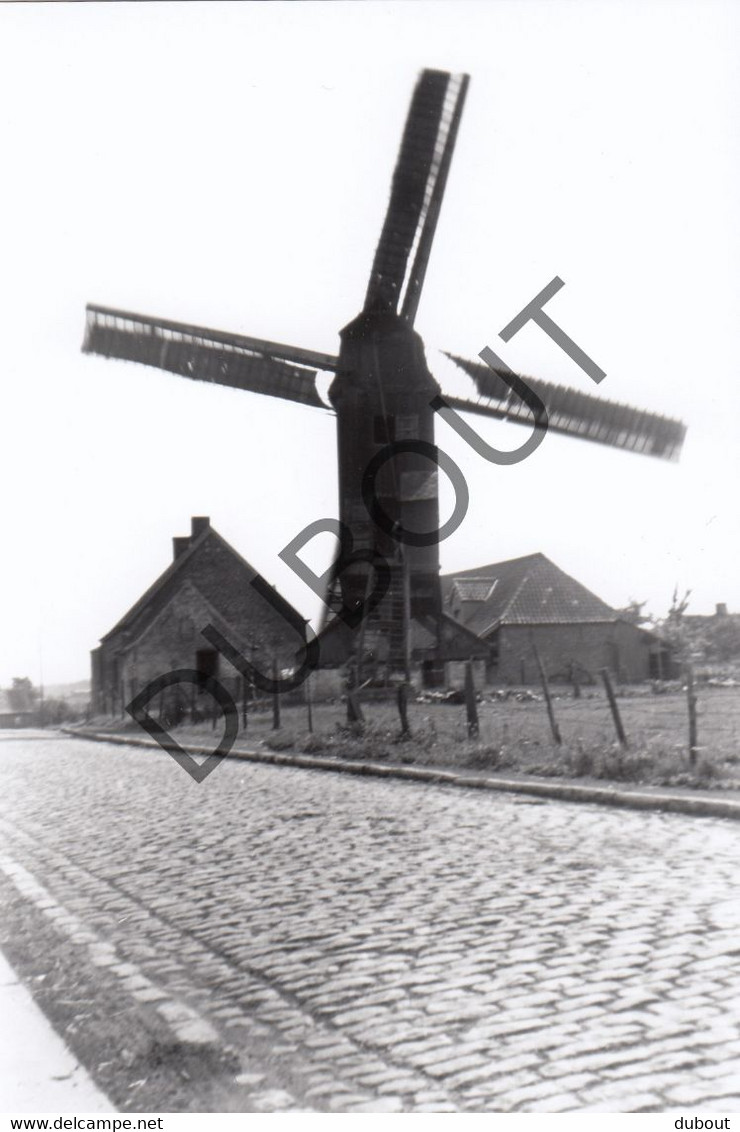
top-left (101, 521), bottom-right (305, 644)
top-left (442, 553), bottom-right (617, 637)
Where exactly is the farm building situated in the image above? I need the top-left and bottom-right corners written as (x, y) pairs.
top-left (310, 552), bottom-right (674, 693)
top-left (442, 553), bottom-right (673, 686)
top-left (91, 517), bottom-right (307, 717)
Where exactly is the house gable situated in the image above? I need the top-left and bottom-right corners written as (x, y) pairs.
top-left (93, 518), bottom-right (308, 713)
top-left (101, 517), bottom-right (306, 656)
top-left (126, 580), bottom-right (246, 659)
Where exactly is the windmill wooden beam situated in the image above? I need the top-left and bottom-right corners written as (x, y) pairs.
top-left (442, 354), bottom-right (686, 461)
top-left (83, 304), bottom-right (337, 408)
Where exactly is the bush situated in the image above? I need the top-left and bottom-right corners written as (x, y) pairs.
top-left (464, 745), bottom-right (502, 771)
top-left (259, 703), bottom-right (728, 791)
top-left (599, 748), bottom-right (652, 782)
top-left (301, 733), bottom-right (329, 755)
top-left (566, 745), bottom-right (595, 778)
top-left (694, 754), bottom-right (719, 786)
top-left (264, 730), bottom-right (299, 751)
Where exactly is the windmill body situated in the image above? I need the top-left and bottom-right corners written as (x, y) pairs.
top-left (82, 69), bottom-right (686, 685)
top-left (330, 310), bottom-right (442, 627)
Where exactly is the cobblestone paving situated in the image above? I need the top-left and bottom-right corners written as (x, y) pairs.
top-left (1, 732), bottom-right (740, 1112)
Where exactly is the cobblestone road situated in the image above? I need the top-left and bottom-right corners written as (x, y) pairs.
top-left (1, 732), bottom-right (739, 1113)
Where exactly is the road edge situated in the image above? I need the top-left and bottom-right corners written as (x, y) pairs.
top-left (0, 943), bottom-right (114, 1113)
top-left (62, 729), bottom-right (740, 821)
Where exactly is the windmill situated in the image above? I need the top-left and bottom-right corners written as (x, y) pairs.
top-left (82, 69), bottom-right (685, 682)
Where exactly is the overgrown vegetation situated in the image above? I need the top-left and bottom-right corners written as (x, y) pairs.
top-left (255, 691), bottom-right (732, 790)
top-left (2, 676), bottom-right (81, 724)
top-left (88, 682), bottom-right (740, 792)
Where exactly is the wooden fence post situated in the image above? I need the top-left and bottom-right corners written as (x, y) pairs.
top-left (346, 656), bottom-right (364, 725)
top-left (347, 688), bottom-right (364, 725)
top-left (464, 660), bottom-right (479, 739)
top-left (306, 672), bottom-right (313, 733)
top-left (531, 638), bottom-right (562, 746)
top-left (397, 681), bottom-right (411, 736)
top-left (272, 659), bottom-right (281, 730)
top-left (241, 675), bottom-right (248, 731)
top-left (570, 661), bottom-right (581, 699)
top-left (686, 664), bottom-right (698, 765)
top-left (599, 667), bottom-right (628, 747)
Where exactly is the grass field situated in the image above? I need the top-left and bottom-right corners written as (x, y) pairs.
top-left (147, 683), bottom-right (740, 791)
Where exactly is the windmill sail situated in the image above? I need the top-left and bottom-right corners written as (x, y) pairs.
top-left (82, 305), bottom-right (337, 409)
top-left (364, 70), bottom-right (469, 321)
top-left (442, 353), bottom-right (686, 461)
top-left (400, 74), bottom-right (469, 325)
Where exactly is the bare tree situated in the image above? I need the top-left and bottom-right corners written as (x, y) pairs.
top-left (615, 598), bottom-right (651, 626)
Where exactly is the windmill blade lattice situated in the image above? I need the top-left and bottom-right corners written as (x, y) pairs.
top-left (443, 352), bottom-right (686, 461)
top-left (365, 70), bottom-right (468, 320)
top-left (83, 305), bottom-right (337, 409)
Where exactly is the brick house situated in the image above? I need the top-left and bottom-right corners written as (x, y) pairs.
top-left (91, 517), bottom-right (307, 717)
top-left (442, 553), bottom-right (673, 685)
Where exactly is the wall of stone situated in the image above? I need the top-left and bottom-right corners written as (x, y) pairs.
top-left (93, 529), bottom-right (306, 716)
top-left (443, 658), bottom-right (487, 691)
top-left (495, 621), bottom-right (655, 685)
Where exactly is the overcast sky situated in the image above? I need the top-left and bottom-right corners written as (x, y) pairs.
top-left (1, 0), bottom-right (739, 687)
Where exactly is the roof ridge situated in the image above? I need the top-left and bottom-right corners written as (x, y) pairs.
top-left (207, 528), bottom-right (307, 629)
top-left (100, 522), bottom-right (307, 645)
top-left (533, 556), bottom-right (617, 617)
top-left (500, 556), bottom-right (616, 625)
top-left (442, 552), bottom-right (546, 580)
top-left (101, 524), bottom-right (213, 641)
